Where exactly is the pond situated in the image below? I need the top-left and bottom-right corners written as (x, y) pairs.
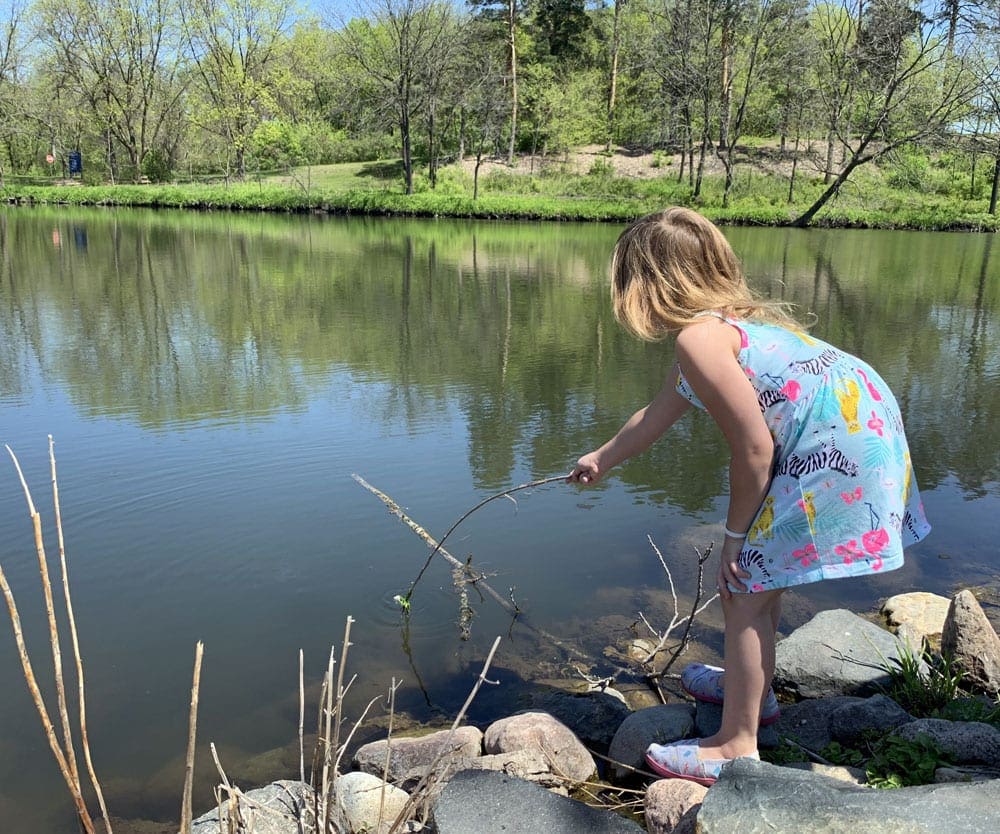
top-left (1, 207), bottom-right (998, 830)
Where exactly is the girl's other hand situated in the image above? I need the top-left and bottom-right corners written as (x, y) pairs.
top-left (568, 453), bottom-right (601, 485)
top-left (717, 537), bottom-right (751, 599)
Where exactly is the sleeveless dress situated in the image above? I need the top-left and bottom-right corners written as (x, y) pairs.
top-left (675, 317), bottom-right (931, 593)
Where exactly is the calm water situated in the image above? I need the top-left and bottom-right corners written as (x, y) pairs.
top-left (1, 207), bottom-right (998, 830)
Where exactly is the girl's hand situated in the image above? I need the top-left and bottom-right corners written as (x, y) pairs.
top-left (568, 453), bottom-right (602, 485)
top-left (717, 536), bottom-right (751, 599)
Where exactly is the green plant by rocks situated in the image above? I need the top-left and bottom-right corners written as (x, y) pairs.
top-left (881, 643), bottom-right (963, 717)
top-left (934, 695), bottom-right (1000, 728)
top-left (865, 734), bottom-right (953, 789)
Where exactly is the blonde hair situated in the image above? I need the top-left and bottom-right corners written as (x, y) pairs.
top-left (610, 207), bottom-right (800, 341)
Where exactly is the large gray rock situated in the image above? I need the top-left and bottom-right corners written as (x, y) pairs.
top-left (432, 769), bottom-right (645, 834)
top-left (894, 718), bottom-right (1000, 767)
top-left (941, 590), bottom-right (1000, 694)
top-left (828, 694), bottom-right (913, 748)
top-left (698, 757), bottom-right (1000, 834)
top-left (774, 696), bottom-right (865, 751)
top-left (774, 609), bottom-right (917, 698)
top-left (483, 711), bottom-right (596, 783)
top-left (606, 703), bottom-right (696, 781)
top-left (191, 780), bottom-right (313, 834)
top-left (353, 726), bottom-right (483, 783)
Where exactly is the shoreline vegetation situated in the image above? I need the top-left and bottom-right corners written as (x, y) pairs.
top-left (3, 150), bottom-right (998, 232)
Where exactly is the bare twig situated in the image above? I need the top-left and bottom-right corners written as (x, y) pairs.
top-left (180, 641), bottom-right (204, 834)
top-left (298, 649), bottom-right (305, 785)
top-left (49, 436), bottom-right (113, 834)
top-left (386, 635), bottom-right (503, 834)
top-left (3, 444), bottom-right (96, 834)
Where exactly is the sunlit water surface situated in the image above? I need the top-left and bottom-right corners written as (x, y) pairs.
top-left (1, 208), bottom-right (998, 830)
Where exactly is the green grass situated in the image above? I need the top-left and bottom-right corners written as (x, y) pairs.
top-left (3, 158), bottom-right (997, 231)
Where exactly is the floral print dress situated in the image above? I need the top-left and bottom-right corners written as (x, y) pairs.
top-left (676, 317), bottom-right (931, 592)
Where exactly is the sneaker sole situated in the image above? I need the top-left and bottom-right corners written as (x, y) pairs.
top-left (644, 752), bottom-right (717, 787)
top-left (680, 683), bottom-right (781, 727)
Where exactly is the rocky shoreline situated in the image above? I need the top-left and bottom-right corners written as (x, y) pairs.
top-left (190, 590), bottom-right (1000, 833)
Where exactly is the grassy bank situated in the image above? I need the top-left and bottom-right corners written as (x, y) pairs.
top-left (3, 158), bottom-right (998, 231)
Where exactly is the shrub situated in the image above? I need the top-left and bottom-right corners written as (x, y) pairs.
top-left (866, 734), bottom-right (952, 788)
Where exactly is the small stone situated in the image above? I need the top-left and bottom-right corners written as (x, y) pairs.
top-left (644, 778), bottom-right (707, 834)
top-left (334, 771), bottom-right (410, 834)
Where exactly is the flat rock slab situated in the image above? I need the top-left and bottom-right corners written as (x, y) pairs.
top-left (774, 609), bottom-right (918, 698)
top-left (433, 769), bottom-right (645, 834)
top-left (699, 758), bottom-right (1000, 834)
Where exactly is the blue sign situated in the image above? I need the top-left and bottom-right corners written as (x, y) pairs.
top-left (68, 151), bottom-right (82, 175)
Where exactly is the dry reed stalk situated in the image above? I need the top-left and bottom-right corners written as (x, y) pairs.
top-left (7, 447), bottom-right (83, 785)
top-left (386, 635), bottom-right (503, 834)
top-left (298, 649), bottom-right (305, 785)
top-left (378, 679), bottom-right (400, 831)
top-left (3, 445), bottom-right (96, 833)
top-left (352, 474), bottom-right (588, 660)
top-left (0, 565), bottom-right (95, 832)
top-left (180, 641), bottom-right (205, 834)
top-left (48, 437), bottom-right (113, 834)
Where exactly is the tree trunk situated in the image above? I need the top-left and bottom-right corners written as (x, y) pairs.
top-left (428, 108), bottom-right (436, 188)
top-left (458, 107), bottom-right (466, 160)
top-left (606, 0), bottom-right (624, 151)
top-left (507, 0), bottom-right (518, 165)
top-left (989, 145), bottom-right (1000, 216)
top-left (793, 156), bottom-right (863, 226)
top-left (401, 108), bottom-right (413, 194)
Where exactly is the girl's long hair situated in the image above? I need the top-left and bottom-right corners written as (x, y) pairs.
top-left (610, 207), bottom-right (801, 341)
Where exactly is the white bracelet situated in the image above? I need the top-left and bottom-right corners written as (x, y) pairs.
top-left (724, 526), bottom-right (747, 539)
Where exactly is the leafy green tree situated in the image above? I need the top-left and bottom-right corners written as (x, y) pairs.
top-left (34, 0), bottom-right (186, 182)
top-left (179, 0), bottom-right (295, 178)
top-left (335, 1), bottom-right (459, 193)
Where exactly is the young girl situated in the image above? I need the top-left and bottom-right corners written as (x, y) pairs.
top-left (568, 207), bottom-right (931, 786)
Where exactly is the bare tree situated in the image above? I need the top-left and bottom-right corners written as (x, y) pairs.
top-left (334, 1), bottom-right (458, 194)
top-left (793, 1), bottom-right (978, 226)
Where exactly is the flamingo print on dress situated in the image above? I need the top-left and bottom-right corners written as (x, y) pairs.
top-left (856, 368), bottom-right (883, 402)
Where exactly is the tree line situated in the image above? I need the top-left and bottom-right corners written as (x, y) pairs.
top-left (1, 0), bottom-right (999, 218)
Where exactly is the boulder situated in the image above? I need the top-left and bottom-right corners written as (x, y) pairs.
top-left (698, 757), bottom-right (1000, 834)
top-left (524, 689), bottom-right (631, 753)
top-left (774, 696), bottom-right (865, 751)
top-left (941, 590), bottom-right (1000, 694)
top-left (191, 780), bottom-right (312, 834)
top-left (774, 609), bottom-right (919, 698)
top-left (643, 778), bottom-right (706, 834)
top-left (606, 703), bottom-right (696, 781)
top-left (432, 769), bottom-right (645, 834)
top-left (893, 718), bottom-right (1000, 767)
top-left (828, 694), bottom-right (913, 748)
top-left (334, 771), bottom-right (410, 834)
top-left (353, 726), bottom-right (483, 783)
top-left (483, 711), bottom-right (596, 784)
top-left (881, 592), bottom-right (951, 646)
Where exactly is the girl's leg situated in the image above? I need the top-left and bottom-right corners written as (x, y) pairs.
top-left (699, 587), bottom-right (784, 760)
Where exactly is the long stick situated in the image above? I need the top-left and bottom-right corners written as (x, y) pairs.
top-left (398, 473), bottom-right (570, 602)
top-left (351, 474), bottom-right (588, 660)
